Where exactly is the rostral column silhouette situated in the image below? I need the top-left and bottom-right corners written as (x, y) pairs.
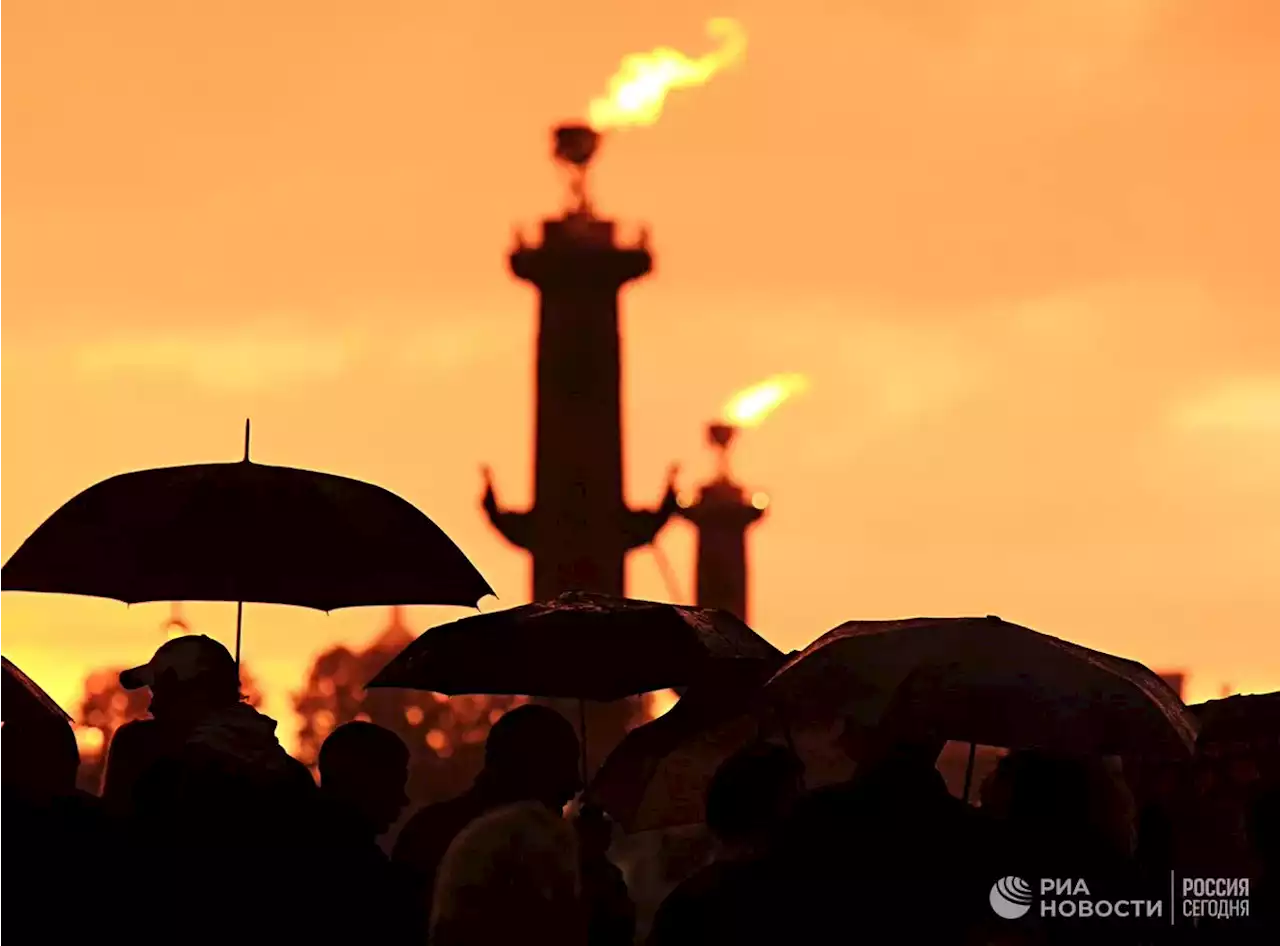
top-left (483, 123), bottom-right (679, 602)
top-left (678, 422), bottom-right (766, 623)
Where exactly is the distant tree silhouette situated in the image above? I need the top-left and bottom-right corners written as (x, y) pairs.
top-left (74, 662), bottom-right (263, 794)
top-left (293, 607), bottom-right (528, 808)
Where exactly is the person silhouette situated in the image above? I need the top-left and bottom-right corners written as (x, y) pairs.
top-left (393, 703), bottom-right (581, 935)
top-left (103, 635), bottom-right (312, 814)
top-left (772, 732), bottom-right (987, 946)
top-left (1233, 784), bottom-right (1279, 945)
top-left (312, 721), bottom-right (414, 941)
top-left (431, 802), bottom-right (587, 946)
top-left (3, 710), bottom-right (114, 941)
top-left (319, 720), bottom-right (410, 838)
top-left (103, 635), bottom-right (315, 942)
top-left (647, 743), bottom-right (804, 946)
top-left (575, 802), bottom-right (636, 946)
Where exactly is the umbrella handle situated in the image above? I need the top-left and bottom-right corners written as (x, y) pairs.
top-left (767, 699), bottom-right (801, 785)
top-left (578, 698), bottom-right (589, 786)
top-left (962, 741), bottom-right (977, 803)
top-left (236, 418), bottom-right (251, 673)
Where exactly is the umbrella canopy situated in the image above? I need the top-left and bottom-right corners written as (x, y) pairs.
top-left (2, 657), bottom-right (74, 729)
top-left (767, 616), bottom-right (1198, 758)
top-left (366, 591), bottom-right (782, 702)
top-left (1, 460), bottom-right (492, 612)
top-left (591, 616), bottom-right (1198, 831)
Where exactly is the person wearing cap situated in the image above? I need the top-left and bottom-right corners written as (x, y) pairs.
top-left (101, 632), bottom-right (304, 819)
top-left (102, 635), bottom-right (317, 941)
top-left (103, 635), bottom-right (311, 815)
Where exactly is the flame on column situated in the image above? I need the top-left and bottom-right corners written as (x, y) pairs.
top-left (723, 374), bottom-right (809, 428)
top-left (588, 18), bottom-right (748, 131)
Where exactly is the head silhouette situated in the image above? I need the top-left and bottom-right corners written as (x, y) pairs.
top-left (705, 743), bottom-right (805, 846)
top-left (2, 717), bottom-right (80, 800)
top-left (998, 750), bottom-right (1093, 835)
top-left (482, 704), bottom-right (581, 810)
top-left (431, 802), bottom-right (584, 946)
top-left (120, 635), bottom-right (240, 730)
top-left (319, 721), bottom-right (410, 835)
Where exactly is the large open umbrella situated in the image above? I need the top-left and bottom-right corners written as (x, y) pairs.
top-left (592, 615), bottom-right (1198, 830)
top-left (1, 422), bottom-right (492, 663)
top-left (768, 616), bottom-right (1197, 760)
top-left (367, 591), bottom-right (782, 777)
top-left (368, 591), bottom-right (780, 699)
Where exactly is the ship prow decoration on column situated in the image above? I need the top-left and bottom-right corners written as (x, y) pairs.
top-left (481, 123), bottom-right (680, 602)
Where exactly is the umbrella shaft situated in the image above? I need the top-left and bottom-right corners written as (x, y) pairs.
top-left (578, 698), bottom-right (588, 784)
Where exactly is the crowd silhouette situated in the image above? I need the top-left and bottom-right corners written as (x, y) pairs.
top-left (4, 630), bottom-right (1279, 946)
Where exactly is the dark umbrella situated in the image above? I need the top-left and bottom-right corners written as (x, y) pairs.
top-left (3, 657), bottom-right (74, 729)
top-left (367, 591), bottom-right (782, 777)
top-left (768, 617), bottom-right (1197, 759)
top-left (770, 616), bottom-right (1197, 799)
top-left (368, 591), bottom-right (780, 699)
top-left (1, 422), bottom-right (492, 662)
top-left (592, 616), bottom-right (1198, 829)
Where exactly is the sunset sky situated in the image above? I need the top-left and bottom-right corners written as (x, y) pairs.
top-left (4, 0), bottom-right (1278, 752)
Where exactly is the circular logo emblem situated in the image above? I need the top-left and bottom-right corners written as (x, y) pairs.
top-left (990, 876), bottom-right (1033, 919)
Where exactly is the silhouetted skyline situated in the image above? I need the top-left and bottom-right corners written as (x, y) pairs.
top-left (5, 1), bottom-right (1278, 741)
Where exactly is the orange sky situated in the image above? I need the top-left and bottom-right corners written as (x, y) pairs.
top-left (4, 1), bottom-right (1279, 752)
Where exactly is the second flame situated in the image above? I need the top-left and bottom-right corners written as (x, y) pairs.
top-left (723, 374), bottom-right (809, 428)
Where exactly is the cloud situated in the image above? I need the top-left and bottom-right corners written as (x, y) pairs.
top-left (395, 320), bottom-right (525, 374)
top-left (834, 317), bottom-right (989, 425)
top-left (1170, 377), bottom-right (1280, 433)
top-left (74, 322), bottom-right (367, 393)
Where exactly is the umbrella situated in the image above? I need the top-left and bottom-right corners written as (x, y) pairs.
top-left (3, 656), bottom-right (74, 729)
top-left (767, 617), bottom-right (1198, 761)
top-left (3, 657), bottom-right (80, 789)
top-left (366, 591), bottom-right (782, 777)
top-left (367, 591), bottom-right (781, 700)
top-left (1, 422), bottom-right (493, 662)
top-left (591, 616), bottom-right (1198, 830)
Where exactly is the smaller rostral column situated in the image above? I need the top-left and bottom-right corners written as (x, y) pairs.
top-left (679, 374), bottom-right (808, 622)
top-left (678, 422), bottom-right (769, 622)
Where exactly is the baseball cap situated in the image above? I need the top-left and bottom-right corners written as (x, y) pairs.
top-left (119, 635), bottom-right (237, 691)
